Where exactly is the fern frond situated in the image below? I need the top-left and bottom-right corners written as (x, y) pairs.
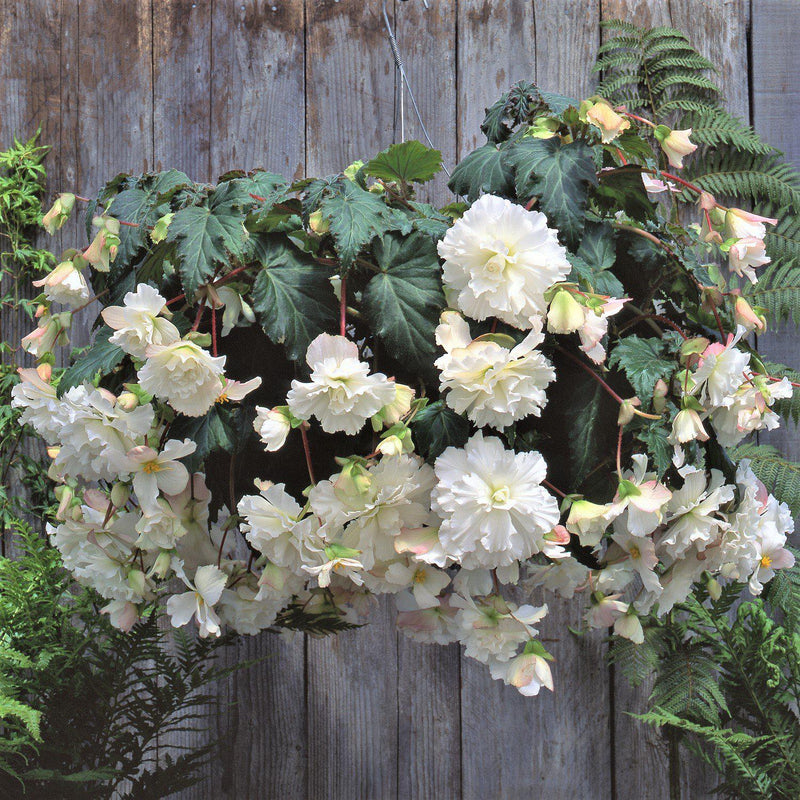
top-left (743, 258), bottom-right (800, 325)
top-left (687, 109), bottom-right (777, 155)
top-left (765, 206), bottom-right (800, 262)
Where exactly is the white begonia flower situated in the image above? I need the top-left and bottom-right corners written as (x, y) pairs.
top-left (53, 387), bottom-right (155, 482)
top-left (21, 310), bottom-right (70, 357)
top-left (607, 455), bottom-right (672, 537)
top-left (309, 455), bottom-right (436, 570)
top-left (32, 258), bottom-right (91, 309)
top-left (490, 648), bottom-right (554, 696)
top-left (431, 432), bottom-right (560, 569)
top-left (434, 311), bottom-right (555, 429)
top-left (113, 439), bottom-right (196, 515)
top-left (215, 285), bottom-right (255, 336)
top-left (238, 481), bottom-right (303, 553)
top-left (101, 600), bottom-right (139, 632)
top-left (525, 557), bottom-right (590, 599)
top-left (139, 340), bottom-right (226, 417)
top-left (614, 613), bottom-right (645, 644)
top-left (710, 378), bottom-right (792, 447)
top-left (382, 561), bottom-right (450, 608)
top-left (669, 407), bottom-right (710, 445)
top-left (660, 468), bottom-right (734, 558)
top-left (586, 594), bottom-right (629, 629)
top-left (395, 592), bottom-right (458, 646)
top-left (287, 333), bottom-right (396, 435)
top-left (453, 594), bottom-right (548, 664)
top-left (724, 208), bottom-right (778, 241)
top-left (101, 283), bottom-right (180, 359)
top-left (609, 528), bottom-right (661, 593)
top-left (437, 194), bottom-right (571, 328)
top-left (253, 405), bottom-right (293, 451)
top-left (302, 544), bottom-right (365, 588)
top-left (692, 329), bottom-right (750, 409)
top-left (11, 365), bottom-right (63, 443)
top-left (166, 563), bottom-right (228, 638)
top-left (728, 236), bottom-right (770, 284)
top-left (586, 101), bottom-right (630, 143)
top-left (578, 297), bottom-right (628, 364)
top-left (218, 583), bottom-right (285, 635)
top-left (134, 501), bottom-right (187, 550)
top-left (655, 127), bottom-right (697, 169)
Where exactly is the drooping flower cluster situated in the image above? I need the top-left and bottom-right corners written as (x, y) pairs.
top-left (15, 93), bottom-right (797, 699)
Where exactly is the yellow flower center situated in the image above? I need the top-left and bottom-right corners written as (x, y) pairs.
top-left (629, 545), bottom-right (641, 560)
top-left (760, 554), bottom-right (772, 568)
top-left (491, 486), bottom-right (511, 505)
top-left (412, 568), bottom-right (427, 585)
top-left (142, 460), bottom-right (163, 474)
top-left (217, 391), bottom-right (229, 403)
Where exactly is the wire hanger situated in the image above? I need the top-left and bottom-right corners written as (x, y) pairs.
top-left (381, 0), bottom-right (451, 176)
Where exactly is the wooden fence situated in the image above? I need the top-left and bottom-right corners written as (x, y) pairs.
top-left (1, 1), bottom-right (798, 798)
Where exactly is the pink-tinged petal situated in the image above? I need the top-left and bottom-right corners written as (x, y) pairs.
top-left (770, 548), bottom-right (795, 570)
top-left (126, 445), bottom-right (159, 464)
top-left (394, 527), bottom-right (440, 556)
top-left (632, 481), bottom-right (672, 513)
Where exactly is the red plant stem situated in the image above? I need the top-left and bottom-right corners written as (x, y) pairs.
top-left (622, 111), bottom-right (655, 128)
top-left (525, 196), bottom-right (537, 211)
top-left (299, 424), bottom-right (316, 485)
top-left (70, 287), bottom-right (109, 314)
top-left (191, 303), bottom-right (205, 331)
top-left (615, 147), bottom-right (628, 165)
top-left (616, 426), bottom-right (624, 477)
top-left (490, 318), bottom-right (498, 334)
top-left (542, 479), bottom-right (567, 499)
top-left (709, 301), bottom-right (728, 339)
top-left (211, 305), bottom-right (218, 356)
top-left (649, 314), bottom-right (688, 340)
top-left (556, 344), bottom-right (625, 405)
top-left (339, 275), bottom-right (347, 337)
top-left (166, 263), bottom-right (252, 307)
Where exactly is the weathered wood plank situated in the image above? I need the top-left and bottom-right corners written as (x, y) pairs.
top-left (391, 4), bottom-right (463, 798)
top-left (304, 3), bottom-right (401, 797)
top-left (456, 0), bottom-right (536, 159)
top-left (153, 0), bottom-right (212, 180)
top-left (196, 3), bottom-right (309, 799)
top-left (394, 0), bottom-right (457, 205)
top-left (751, 0), bottom-right (800, 463)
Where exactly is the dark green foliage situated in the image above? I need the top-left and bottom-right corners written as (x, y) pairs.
top-left (0, 528), bottom-right (239, 798)
top-left (364, 140), bottom-right (443, 186)
top-left (410, 401), bottom-right (471, 461)
top-left (275, 598), bottom-right (360, 637)
top-left (608, 334), bottom-right (678, 403)
top-left (447, 143), bottom-right (514, 200)
top-left (57, 326), bottom-right (126, 396)
top-left (362, 232), bottom-right (445, 371)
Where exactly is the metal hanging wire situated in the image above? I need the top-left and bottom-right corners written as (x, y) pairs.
top-left (381, 0), bottom-right (451, 176)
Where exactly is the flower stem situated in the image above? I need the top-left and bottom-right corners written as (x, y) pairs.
top-left (300, 423), bottom-right (316, 485)
top-left (556, 344), bottom-right (625, 405)
top-left (621, 111), bottom-right (656, 129)
top-left (616, 426), bottom-right (624, 478)
top-left (166, 264), bottom-right (252, 307)
top-left (70, 287), bottom-right (109, 314)
top-left (211, 304), bottom-right (218, 356)
top-left (191, 303), bottom-right (205, 331)
top-left (542, 478), bottom-right (567, 499)
top-left (340, 275), bottom-right (347, 337)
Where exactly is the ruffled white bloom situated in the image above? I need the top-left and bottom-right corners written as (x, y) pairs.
top-left (101, 283), bottom-right (180, 359)
top-left (525, 557), bottom-right (590, 599)
top-left (287, 333), bottom-right (396, 435)
top-left (437, 194), bottom-right (571, 328)
top-left (431, 432), bottom-right (560, 569)
top-left (238, 481), bottom-right (304, 556)
top-left (660, 468), bottom-right (734, 558)
top-left (215, 285), bottom-right (255, 336)
top-left (578, 297), bottom-right (628, 364)
top-left (32, 258), bottom-right (91, 308)
top-left (166, 563), bottom-right (228, 638)
top-left (134, 502), bottom-right (186, 549)
top-left (692, 330), bottom-right (750, 408)
top-left (54, 387), bottom-right (155, 482)
top-left (434, 311), bottom-right (554, 428)
top-left (710, 378), bottom-right (792, 447)
top-left (10, 366), bottom-right (64, 443)
top-left (728, 236), bottom-right (770, 284)
top-left (218, 583), bottom-right (286, 635)
top-left (139, 340), bottom-right (226, 417)
top-left (453, 594), bottom-right (547, 664)
top-left (309, 455), bottom-right (436, 569)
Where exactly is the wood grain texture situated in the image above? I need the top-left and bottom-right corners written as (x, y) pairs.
top-left (456, 0), bottom-right (536, 158)
top-left (751, 0), bottom-right (800, 463)
top-left (460, 594), bottom-right (611, 800)
top-left (304, 5), bottom-right (400, 797)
